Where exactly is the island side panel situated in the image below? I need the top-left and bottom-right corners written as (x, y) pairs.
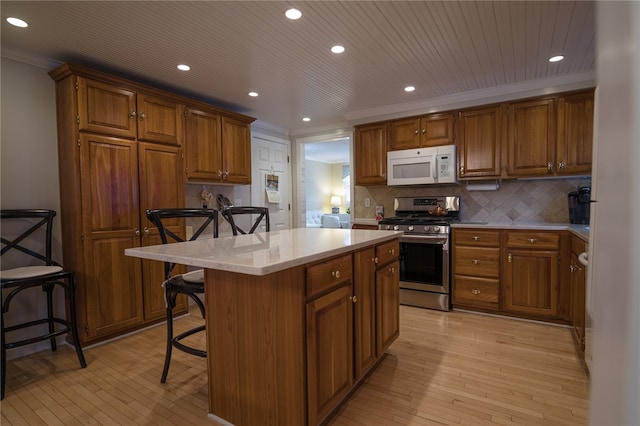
top-left (204, 266), bottom-right (307, 426)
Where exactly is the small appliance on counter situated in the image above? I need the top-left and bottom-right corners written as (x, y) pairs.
top-left (568, 181), bottom-right (591, 224)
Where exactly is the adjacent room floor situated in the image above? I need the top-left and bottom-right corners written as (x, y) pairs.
top-left (1, 306), bottom-right (589, 425)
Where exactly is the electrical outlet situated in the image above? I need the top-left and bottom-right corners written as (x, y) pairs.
top-left (364, 198), bottom-right (371, 207)
top-left (234, 199), bottom-right (241, 206)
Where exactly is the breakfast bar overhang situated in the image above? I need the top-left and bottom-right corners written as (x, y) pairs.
top-left (125, 228), bottom-right (402, 425)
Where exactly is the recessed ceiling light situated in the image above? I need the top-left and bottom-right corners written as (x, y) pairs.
top-left (6, 17), bottom-right (28, 28)
top-left (549, 55), bottom-right (564, 63)
top-left (404, 86), bottom-right (416, 92)
top-left (248, 91), bottom-right (259, 97)
top-left (331, 45), bottom-right (345, 54)
top-left (302, 117), bottom-right (311, 122)
top-left (177, 64), bottom-right (190, 71)
top-left (285, 8), bottom-right (302, 20)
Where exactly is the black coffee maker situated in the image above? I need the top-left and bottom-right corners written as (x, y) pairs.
top-left (568, 181), bottom-right (591, 224)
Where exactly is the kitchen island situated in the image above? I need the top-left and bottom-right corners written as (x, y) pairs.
top-left (125, 228), bottom-right (402, 426)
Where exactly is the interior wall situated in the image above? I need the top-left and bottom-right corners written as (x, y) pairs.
top-left (304, 159), bottom-right (332, 212)
top-left (1, 57), bottom-right (65, 358)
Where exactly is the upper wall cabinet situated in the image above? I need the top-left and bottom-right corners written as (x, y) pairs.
top-left (76, 77), bottom-right (183, 145)
top-left (457, 105), bottom-right (503, 179)
top-left (505, 97), bottom-right (557, 177)
top-left (183, 108), bottom-right (252, 184)
top-left (556, 90), bottom-right (594, 176)
top-left (354, 122), bottom-right (388, 186)
top-left (388, 113), bottom-right (454, 151)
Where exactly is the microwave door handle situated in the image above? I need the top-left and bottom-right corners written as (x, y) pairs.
top-left (432, 156), bottom-right (438, 183)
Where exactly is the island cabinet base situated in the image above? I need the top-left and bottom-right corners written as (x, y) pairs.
top-left (204, 266), bottom-right (307, 425)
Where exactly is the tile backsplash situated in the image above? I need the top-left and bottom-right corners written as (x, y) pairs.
top-left (354, 177), bottom-right (590, 224)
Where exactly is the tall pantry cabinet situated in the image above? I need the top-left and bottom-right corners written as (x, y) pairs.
top-left (49, 64), bottom-right (254, 344)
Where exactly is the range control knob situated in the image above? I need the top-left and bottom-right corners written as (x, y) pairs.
top-left (433, 226), bottom-right (441, 233)
top-left (393, 225), bottom-right (400, 231)
top-left (408, 225), bottom-right (414, 231)
top-left (424, 226), bottom-right (431, 232)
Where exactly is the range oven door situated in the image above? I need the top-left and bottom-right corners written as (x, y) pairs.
top-left (398, 233), bottom-right (449, 294)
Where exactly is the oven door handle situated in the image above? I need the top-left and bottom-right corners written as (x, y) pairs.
top-left (400, 234), bottom-right (448, 244)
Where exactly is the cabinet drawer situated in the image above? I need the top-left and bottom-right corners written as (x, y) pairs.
top-left (506, 231), bottom-right (560, 249)
top-left (307, 254), bottom-right (353, 298)
top-left (453, 229), bottom-right (500, 247)
top-left (572, 236), bottom-right (586, 254)
top-left (453, 276), bottom-right (499, 310)
top-left (453, 247), bottom-right (500, 278)
top-left (376, 240), bottom-right (399, 267)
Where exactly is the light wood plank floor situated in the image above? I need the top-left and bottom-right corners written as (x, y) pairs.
top-left (1, 306), bottom-right (589, 425)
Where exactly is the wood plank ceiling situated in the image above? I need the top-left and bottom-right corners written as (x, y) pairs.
top-left (0, 1), bottom-right (595, 132)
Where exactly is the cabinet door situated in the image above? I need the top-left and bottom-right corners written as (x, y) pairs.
top-left (389, 117), bottom-right (420, 150)
top-left (77, 77), bottom-right (137, 139)
top-left (421, 113), bottom-right (454, 147)
top-left (306, 284), bottom-right (354, 426)
top-left (506, 98), bottom-right (556, 177)
top-left (354, 123), bottom-right (387, 185)
top-left (185, 107), bottom-right (222, 181)
top-left (221, 116), bottom-right (252, 184)
top-left (138, 142), bottom-right (187, 321)
top-left (571, 251), bottom-right (586, 351)
top-left (503, 249), bottom-right (559, 318)
top-left (458, 106), bottom-right (502, 178)
top-left (136, 93), bottom-right (183, 145)
top-left (353, 248), bottom-right (377, 379)
top-left (376, 260), bottom-right (399, 356)
top-left (79, 133), bottom-right (144, 339)
top-left (556, 91), bottom-right (594, 175)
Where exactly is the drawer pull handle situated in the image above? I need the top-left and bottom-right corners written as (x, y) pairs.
top-left (528, 238), bottom-right (538, 244)
top-left (331, 270), bottom-right (341, 279)
top-left (471, 259), bottom-right (480, 265)
top-left (472, 236), bottom-right (480, 241)
top-left (472, 289), bottom-right (481, 295)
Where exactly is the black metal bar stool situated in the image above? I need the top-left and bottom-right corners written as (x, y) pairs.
top-left (145, 208), bottom-right (218, 383)
top-left (1, 209), bottom-right (87, 400)
top-left (221, 206), bottom-right (270, 235)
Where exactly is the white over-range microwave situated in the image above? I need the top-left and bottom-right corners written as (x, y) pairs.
top-left (387, 145), bottom-right (457, 186)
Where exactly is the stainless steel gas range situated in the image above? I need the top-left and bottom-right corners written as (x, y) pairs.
top-left (378, 196), bottom-right (460, 311)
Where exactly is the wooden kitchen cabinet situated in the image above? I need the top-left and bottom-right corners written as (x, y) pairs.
top-left (457, 105), bottom-right (503, 179)
top-left (570, 236), bottom-right (587, 352)
top-left (354, 122), bottom-right (388, 185)
top-left (184, 108), bottom-right (253, 184)
top-left (306, 255), bottom-right (354, 426)
top-left (452, 229), bottom-right (501, 311)
top-left (50, 63), bottom-right (253, 344)
top-left (388, 112), bottom-right (454, 151)
top-left (506, 97), bottom-right (556, 177)
top-left (556, 90), bottom-right (594, 176)
top-left (76, 77), bottom-right (183, 145)
top-left (375, 258), bottom-right (399, 355)
top-left (503, 231), bottom-right (560, 318)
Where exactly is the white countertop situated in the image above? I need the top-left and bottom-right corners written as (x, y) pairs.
top-left (125, 228), bottom-right (402, 276)
top-left (451, 222), bottom-right (590, 240)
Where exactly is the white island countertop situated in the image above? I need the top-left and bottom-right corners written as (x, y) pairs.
top-left (125, 228), bottom-right (402, 276)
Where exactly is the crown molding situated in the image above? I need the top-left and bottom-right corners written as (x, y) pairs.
top-left (0, 46), bottom-right (61, 70)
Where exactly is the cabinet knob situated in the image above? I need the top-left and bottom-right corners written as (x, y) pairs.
top-left (331, 270), bottom-right (341, 279)
top-left (414, 129), bottom-right (419, 135)
top-left (129, 111), bottom-right (137, 119)
top-left (472, 236), bottom-right (480, 241)
top-left (558, 160), bottom-right (566, 170)
top-left (460, 166), bottom-right (465, 176)
top-left (374, 256), bottom-right (379, 264)
top-left (134, 228), bottom-right (141, 236)
top-left (223, 170), bottom-right (229, 179)
top-left (139, 112), bottom-right (146, 121)
top-left (388, 248), bottom-right (395, 255)
top-left (218, 170), bottom-right (223, 177)
top-left (422, 128), bottom-right (426, 135)
top-left (528, 238), bottom-right (538, 244)
top-left (390, 267), bottom-right (396, 273)
top-left (471, 289), bottom-right (481, 295)
top-left (547, 161), bottom-right (554, 172)
top-left (143, 227), bottom-right (150, 235)
top-left (351, 295), bottom-right (358, 303)
top-left (508, 253), bottom-right (512, 263)
top-left (472, 259), bottom-right (480, 265)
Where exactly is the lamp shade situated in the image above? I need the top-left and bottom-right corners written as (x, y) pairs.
top-left (330, 196), bottom-right (341, 206)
